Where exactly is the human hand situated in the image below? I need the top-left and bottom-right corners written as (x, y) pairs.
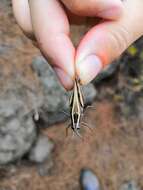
top-left (12, 0), bottom-right (143, 90)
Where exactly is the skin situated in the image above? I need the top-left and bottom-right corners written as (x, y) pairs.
top-left (12, 0), bottom-right (143, 90)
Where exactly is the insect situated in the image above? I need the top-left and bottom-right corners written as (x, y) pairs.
top-left (66, 78), bottom-right (85, 137)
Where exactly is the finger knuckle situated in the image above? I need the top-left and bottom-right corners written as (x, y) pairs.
top-left (68, 0), bottom-right (85, 15)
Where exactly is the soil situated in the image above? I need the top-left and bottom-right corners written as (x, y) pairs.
top-left (0, 101), bottom-right (143, 190)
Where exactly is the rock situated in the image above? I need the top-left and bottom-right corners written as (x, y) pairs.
top-left (0, 0), bottom-right (11, 9)
top-left (28, 134), bottom-right (54, 163)
top-left (94, 61), bottom-right (120, 84)
top-left (0, 85), bottom-right (37, 164)
top-left (32, 56), bottom-right (97, 126)
top-left (29, 134), bottom-right (54, 176)
top-left (80, 169), bottom-right (101, 190)
top-left (37, 159), bottom-right (54, 177)
top-left (119, 180), bottom-right (140, 190)
top-left (82, 84), bottom-right (97, 105)
top-left (115, 38), bottom-right (143, 119)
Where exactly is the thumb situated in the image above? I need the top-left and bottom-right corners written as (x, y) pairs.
top-left (76, 0), bottom-right (143, 85)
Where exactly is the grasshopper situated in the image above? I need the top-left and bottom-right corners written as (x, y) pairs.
top-left (67, 79), bottom-right (84, 137)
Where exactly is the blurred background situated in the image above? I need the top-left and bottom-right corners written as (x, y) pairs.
top-left (0, 1), bottom-right (143, 190)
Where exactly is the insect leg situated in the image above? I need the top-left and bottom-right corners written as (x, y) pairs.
top-left (66, 123), bottom-right (71, 137)
top-left (81, 122), bottom-right (94, 131)
top-left (74, 129), bottom-right (82, 138)
top-left (85, 105), bottom-right (96, 110)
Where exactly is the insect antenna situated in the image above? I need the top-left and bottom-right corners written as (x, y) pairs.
top-left (60, 110), bottom-right (70, 117)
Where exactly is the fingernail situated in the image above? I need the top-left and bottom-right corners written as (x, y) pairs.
top-left (76, 55), bottom-right (102, 85)
top-left (54, 67), bottom-right (74, 90)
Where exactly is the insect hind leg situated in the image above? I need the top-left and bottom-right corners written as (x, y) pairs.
top-left (81, 122), bottom-right (94, 131)
top-left (66, 123), bottom-right (71, 137)
top-left (74, 129), bottom-right (82, 138)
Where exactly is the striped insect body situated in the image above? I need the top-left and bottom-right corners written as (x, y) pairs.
top-left (68, 79), bottom-right (85, 137)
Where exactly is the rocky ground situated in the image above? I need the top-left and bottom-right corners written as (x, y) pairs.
top-left (0, 102), bottom-right (143, 190)
top-left (0, 1), bottom-right (143, 190)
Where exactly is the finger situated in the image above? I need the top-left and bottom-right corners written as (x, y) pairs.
top-left (76, 0), bottom-right (143, 85)
top-left (29, 0), bottom-right (75, 90)
top-left (12, 0), bottom-right (33, 37)
top-left (61, 0), bottom-right (123, 19)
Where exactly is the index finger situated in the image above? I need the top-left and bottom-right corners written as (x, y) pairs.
top-left (29, 0), bottom-right (75, 90)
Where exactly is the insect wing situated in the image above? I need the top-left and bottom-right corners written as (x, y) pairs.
top-left (76, 80), bottom-right (84, 108)
top-left (69, 91), bottom-right (74, 107)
